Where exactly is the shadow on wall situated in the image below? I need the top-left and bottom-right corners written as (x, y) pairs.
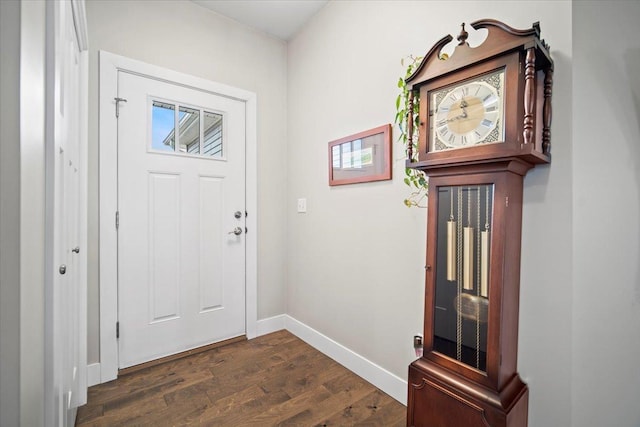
top-left (624, 48), bottom-right (640, 304)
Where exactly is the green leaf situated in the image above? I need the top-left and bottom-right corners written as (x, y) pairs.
top-left (396, 55), bottom-right (428, 207)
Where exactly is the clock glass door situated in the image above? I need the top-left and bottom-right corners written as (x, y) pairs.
top-left (433, 184), bottom-right (494, 372)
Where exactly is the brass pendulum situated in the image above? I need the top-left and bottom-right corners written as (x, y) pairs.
top-left (480, 186), bottom-right (491, 298)
top-left (447, 187), bottom-right (457, 281)
top-left (463, 188), bottom-right (474, 291)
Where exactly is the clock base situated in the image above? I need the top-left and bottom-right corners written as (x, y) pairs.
top-left (407, 358), bottom-right (528, 427)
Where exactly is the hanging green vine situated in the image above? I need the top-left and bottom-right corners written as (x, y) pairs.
top-left (395, 55), bottom-right (428, 208)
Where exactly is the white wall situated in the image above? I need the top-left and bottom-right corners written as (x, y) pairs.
top-left (85, 0), bottom-right (289, 363)
top-left (0, 1), bottom-right (48, 425)
top-left (0, 1), bottom-right (22, 425)
top-left (572, 2), bottom-right (640, 426)
top-left (287, 1), bottom-right (572, 425)
top-left (19, 1), bottom-right (47, 425)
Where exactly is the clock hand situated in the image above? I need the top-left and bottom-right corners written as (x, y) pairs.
top-left (447, 109), bottom-right (468, 122)
top-left (447, 114), bottom-right (466, 123)
top-left (445, 100), bottom-right (471, 122)
top-left (459, 99), bottom-right (468, 118)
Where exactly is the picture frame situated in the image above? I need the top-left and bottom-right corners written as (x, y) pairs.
top-left (328, 124), bottom-right (392, 186)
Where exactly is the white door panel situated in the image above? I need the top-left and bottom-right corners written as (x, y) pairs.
top-left (117, 71), bottom-right (246, 368)
top-left (49, 0), bottom-right (87, 425)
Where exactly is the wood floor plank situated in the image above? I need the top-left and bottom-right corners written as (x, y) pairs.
top-left (355, 391), bottom-right (407, 426)
top-left (245, 385), bottom-right (334, 425)
top-left (76, 330), bottom-right (406, 426)
top-left (85, 395), bottom-right (168, 427)
top-left (152, 384), bottom-right (265, 425)
top-left (74, 402), bottom-right (103, 425)
top-left (314, 389), bottom-right (405, 426)
top-left (276, 371), bottom-right (377, 426)
top-left (197, 387), bottom-right (291, 425)
top-left (259, 351), bottom-right (342, 397)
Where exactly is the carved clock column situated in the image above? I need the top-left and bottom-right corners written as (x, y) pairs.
top-left (404, 20), bottom-right (553, 427)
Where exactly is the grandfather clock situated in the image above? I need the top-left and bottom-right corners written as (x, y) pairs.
top-left (405, 20), bottom-right (553, 426)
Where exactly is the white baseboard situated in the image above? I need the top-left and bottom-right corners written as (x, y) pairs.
top-left (284, 315), bottom-right (408, 405)
top-left (255, 314), bottom-right (287, 336)
top-left (87, 363), bottom-right (101, 387)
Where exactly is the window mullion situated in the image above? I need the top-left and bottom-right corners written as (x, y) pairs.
top-left (174, 103), bottom-right (180, 152)
top-left (199, 109), bottom-right (204, 155)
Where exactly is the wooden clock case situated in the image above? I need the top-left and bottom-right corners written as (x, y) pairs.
top-left (404, 20), bottom-right (553, 427)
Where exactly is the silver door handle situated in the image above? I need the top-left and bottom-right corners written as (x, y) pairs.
top-left (228, 227), bottom-right (243, 236)
top-left (72, 246), bottom-right (80, 253)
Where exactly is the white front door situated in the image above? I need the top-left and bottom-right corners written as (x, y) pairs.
top-left (116, 71), bottom-right (246, 369)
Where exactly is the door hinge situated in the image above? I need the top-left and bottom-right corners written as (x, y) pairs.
top-left (116, 321), bottom-right (120, 339)
top-left (115, 211), bottom-right (120, 229)
top-left (114, 97), bottom-right (127, 118)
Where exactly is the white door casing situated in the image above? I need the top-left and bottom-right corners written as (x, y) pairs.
top-left (99, 52), bottom-right (258, 382)
top-left (117, 71), bottom-right (246, 368)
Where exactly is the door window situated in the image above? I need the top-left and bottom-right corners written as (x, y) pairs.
top-left (151, 99), bottom-right (224, 159)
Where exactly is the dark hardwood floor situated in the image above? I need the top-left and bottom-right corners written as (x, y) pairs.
top-left (76, 330), bottom-right (407, 426)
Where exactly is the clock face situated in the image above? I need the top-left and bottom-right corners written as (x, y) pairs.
top-left (430, 70), bottom-right (505, 152)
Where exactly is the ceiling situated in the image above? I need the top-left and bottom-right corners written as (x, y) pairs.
top-left (192, 0), bottom-right (329, 41)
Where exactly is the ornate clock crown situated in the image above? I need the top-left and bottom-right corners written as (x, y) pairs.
top-left (404, 19), bottom-right (554, 167)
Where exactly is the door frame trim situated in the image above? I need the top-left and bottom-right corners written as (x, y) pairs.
top-left (98, 51), bottom-right (258, 383)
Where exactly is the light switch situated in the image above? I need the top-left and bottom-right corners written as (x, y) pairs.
top-left (297, 198), bottom-right (307, 213)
